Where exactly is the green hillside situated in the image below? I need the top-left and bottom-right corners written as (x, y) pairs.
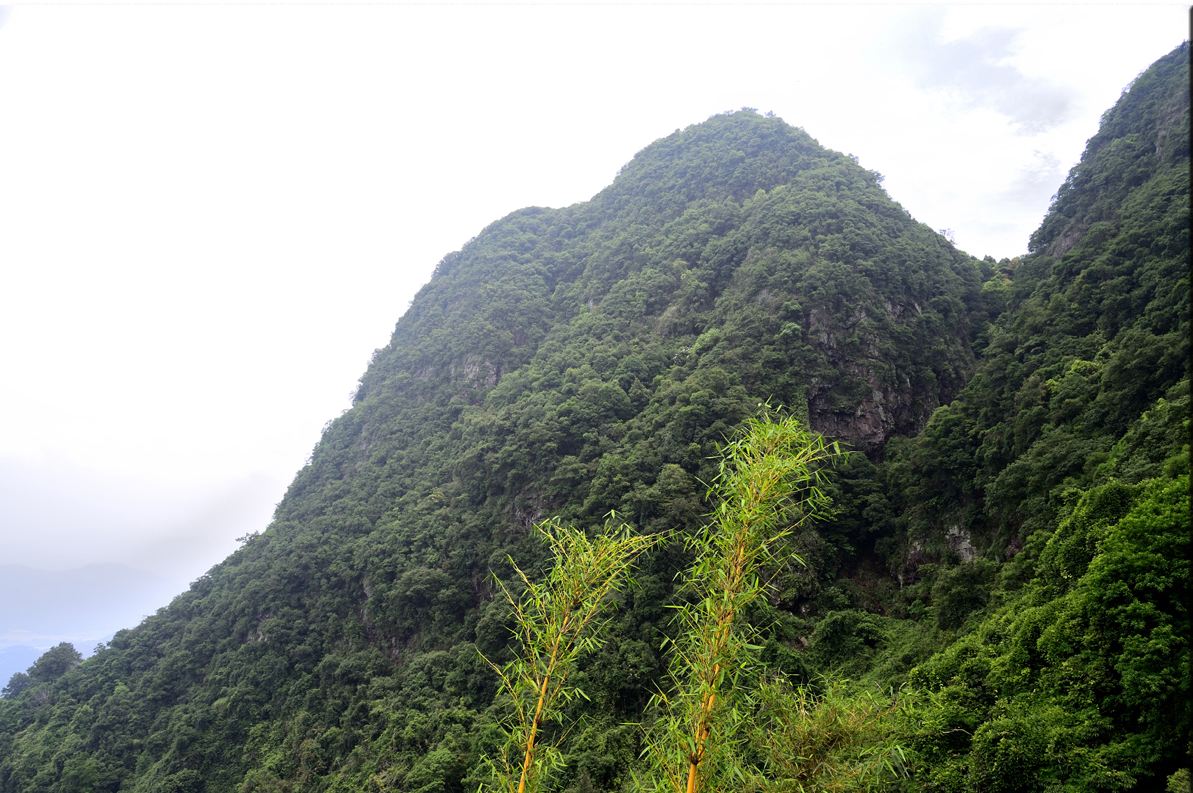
top-left (1, 44), bottom-right (1187, 793)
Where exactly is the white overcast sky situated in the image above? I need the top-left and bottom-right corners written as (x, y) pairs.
top-left (0, 3), bottom-right (1186, 648)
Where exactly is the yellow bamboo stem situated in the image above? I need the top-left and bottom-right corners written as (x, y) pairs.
top-left (685, 523), bottom-right (750, 793)
top-left (517, 607), bottom-right (571, 793)
top-left (517, 668), bottom-right (552, 793)
top-left (666, 418), bottom-right (830, 793)
top-left (686, 758), bottom-right (700, 793)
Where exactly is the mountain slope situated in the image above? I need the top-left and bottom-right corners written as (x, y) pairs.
top-left (883, 42), bottom-right (1188, 557)
top-left (0, 110), bottom-right (989, 792)
top-left (1, 43), bottom-right (1188, 793)
top-left (858, 42), bottom-right (1189, 791)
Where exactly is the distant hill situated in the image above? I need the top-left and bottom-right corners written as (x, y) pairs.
top-left (0, 43), bottom-right (1186, 793)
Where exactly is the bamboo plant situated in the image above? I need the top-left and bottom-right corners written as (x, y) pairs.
top-left (481, 516), bottom-right (659, 793)
top-left (639, 413), bottom-right (837, 793)
top-left (744, 675), bottom-right (911, 792)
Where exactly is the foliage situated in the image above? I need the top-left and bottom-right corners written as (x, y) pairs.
top-left (744, 676), bottom-right (910, 792)
top-left (904, 474), bottom-right (1190, 790)
top-left (480, 517), bottom-right (658, 793)
top-left (639, 413), bottom-right (837, 793)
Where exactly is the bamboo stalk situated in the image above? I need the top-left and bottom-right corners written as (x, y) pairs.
top-left (517, 605), bottom-right (571, 793)
top-left (482, 518), bottom-right (658, 793)
top-left (517, 647), bottom-right (555, 793)
top-left (642, 412), bottom-right (837, 793)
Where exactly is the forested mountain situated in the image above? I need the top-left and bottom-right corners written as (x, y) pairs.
top-left (0, 44), bottom-right (1187, 793)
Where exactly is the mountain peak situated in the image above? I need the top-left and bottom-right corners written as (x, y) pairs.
top-left (596, 109), bottom-right (833, 217)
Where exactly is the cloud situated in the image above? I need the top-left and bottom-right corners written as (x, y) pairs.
top-left (1001, 150), bottom-right (1065, 206)
top-left (0, 456), bottom-right (280, 580)
top-left (0, 563), bottom-right (177, 646)
top-left (884, 9), bottom-right (1077, 133)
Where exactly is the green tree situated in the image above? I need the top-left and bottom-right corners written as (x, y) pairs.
top-left (28, 643), bottom-right (82, 682)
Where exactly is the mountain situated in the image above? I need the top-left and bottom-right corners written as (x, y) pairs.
top-left (869, 42), bottom-right (1190, 790)
top-left (0, 44), bottom-right (1187, 793)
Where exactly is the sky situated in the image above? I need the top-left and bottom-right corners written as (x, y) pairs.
top-left (0, 3), bottom-right (1186, 661)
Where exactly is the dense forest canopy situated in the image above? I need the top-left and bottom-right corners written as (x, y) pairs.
top-left (0, 43), bottom-right (1187, 793)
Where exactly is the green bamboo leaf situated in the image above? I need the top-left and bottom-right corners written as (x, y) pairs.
top-left (479, 517), bottom-right (659, 793)
top-left (641, 411), bottom-right (837, 793)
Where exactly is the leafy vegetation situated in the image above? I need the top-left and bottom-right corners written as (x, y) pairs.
top-left (745, 675), bottom-right (911, 791)
top-left (482, 518), bottom-right (657, 793)
top-left (639, 414), bottom-right (836, 793)
top-left (0, 44), bottom-right (1187, 793)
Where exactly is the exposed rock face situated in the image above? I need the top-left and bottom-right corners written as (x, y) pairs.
top-left (808, 370), bottom-right (897, 449)
top-left (804, 303), bottom-right (973, 451)
top-left (946, 525), bottom-right (977, 562)
top-left (453, 357), bottom-right (501, 390)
